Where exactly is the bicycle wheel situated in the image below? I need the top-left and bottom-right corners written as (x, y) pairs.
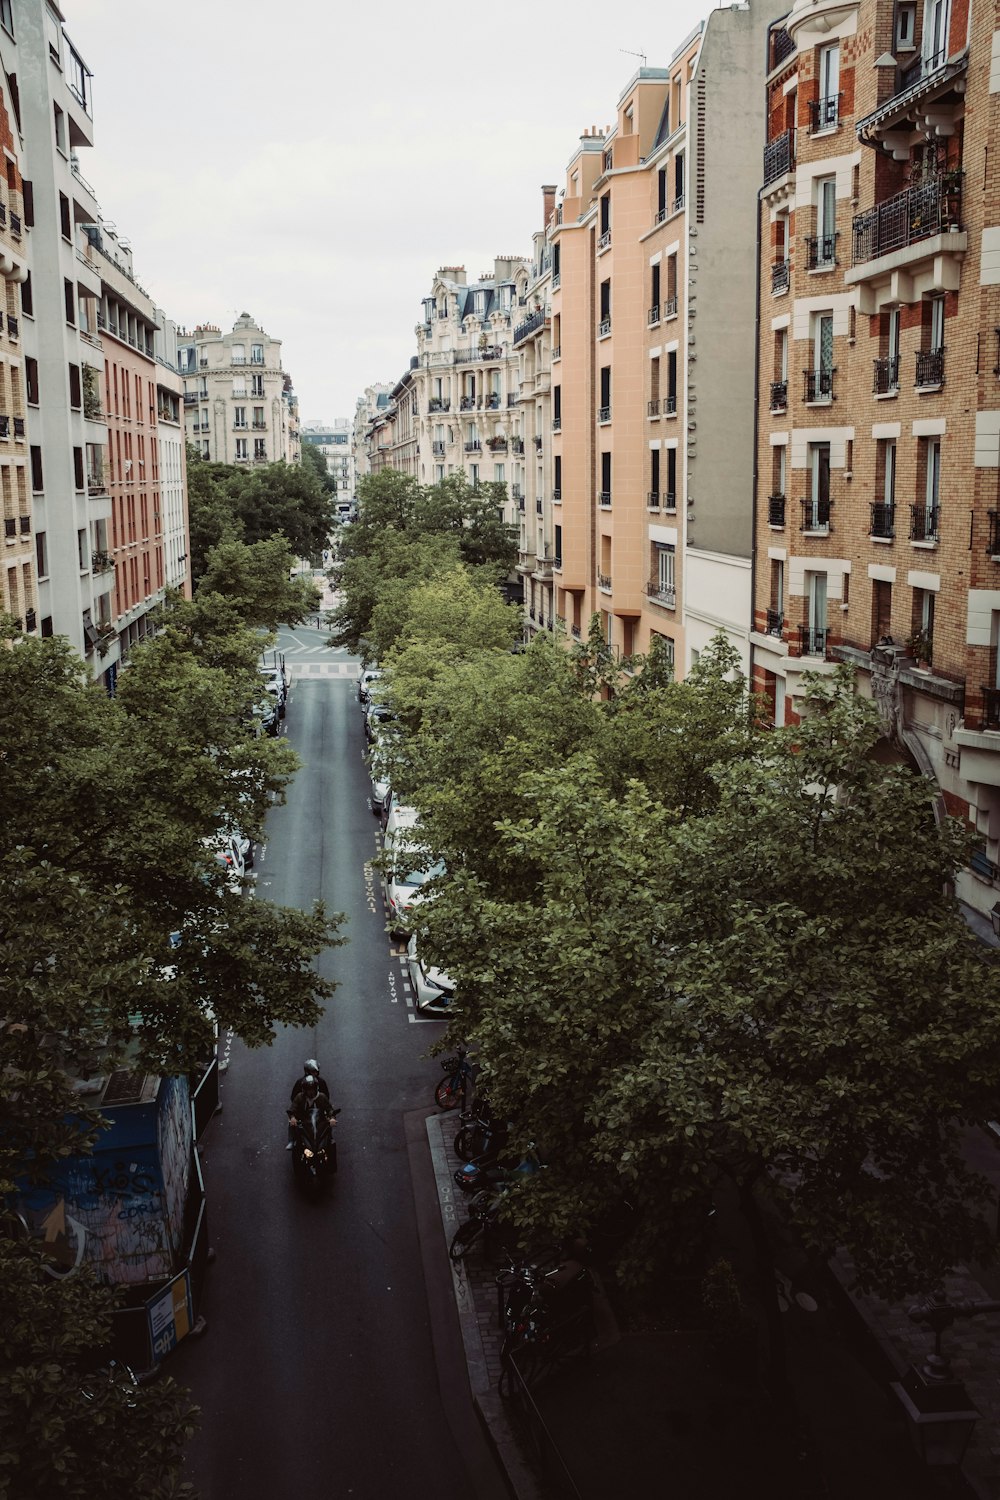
top-left (499, 1337), bottom-right (541, 1398)
top-left (454, 1126), bottom-right (474, 1161)
top-left (435, 1076), bottom-right (463, 1110)
top-left (449, 1219), bottom-right (484, 1262)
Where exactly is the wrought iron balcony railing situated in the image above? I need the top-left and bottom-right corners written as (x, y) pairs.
top-left (552, 488), bottom-right (561, 501)
top-left (648, 398), bottom-right (660, 417)
top-left (910, 503), bottom-right (940, 541)
top-left (536, 497), bottom-right (543, 515)
top-left (464, 440), bottom-right (481, 452)
top-left (648, 304), bottom-right (660, 326)
top-left (598, 491), bottom-right (612, 507)
top-left (663, 295), bottom-right (678, 318)
top-left (514, 310), bottom-right (546, 345)
top-left (598, 405), bottom-right (611, 423)
top-left (432, 441), bottom-right (445, 456)
top-left (799, 625), bottom-right (828, 657)
top-left (770, 380), bottom-right (788, 411)
top-left (428, 398), bottom-right (450, 412)
top-left (648, 491), bottom-right (659, 507)
top-left (771, 260), bottom-right (790, 294)
top-left (852, 172), bottom-right (962, 264)
top-left (763, 129), bottom-right (795, 186)
top-left (869, 501), bottom-right (895, 539)
top-left (807, 93), bottom-right (841, 132)
top-left (552, 416), bottom-right (561, 431)
top-left (771, 26), bottom-right (795, 67)
top-left (873, 355), bottom-right (900, 394)
top-left (805, 232), bottom-right (838, 270)
top-left (915, 347), bottom-right (945, 388)
top-left (598, 317), bottom-right (611, 337)
top-left (765, 609), bottom-right (784, 637)
top-left (597, 572), bottom-right (612, 590)
top-left (665, 394), bottom-right (677, 415)
top-left (663, 492), bottom-right (677, 511)
top-left (801, 497), bottom-right (831, 531)
top-left (646, 579), bottom-right (676, 607)
top-left (459, 396), bottom-right (476, 410)
top-left (598, 229), bottom-right (611, 251)
top-left (804, 367), bottom-right (835, 402)
top-left (768, 493), bottom-right (786, 526)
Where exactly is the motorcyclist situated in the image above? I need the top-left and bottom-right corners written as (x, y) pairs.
top-left (288, 1074), bottom-right (338, 1133)
top-left (290, 1057), bottom-right (330, 1101)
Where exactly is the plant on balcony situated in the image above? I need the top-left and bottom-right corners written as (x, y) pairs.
top-left (81, 363), bottom-right (102, 420)
top-left (908, 628), bottom-right (933, 668)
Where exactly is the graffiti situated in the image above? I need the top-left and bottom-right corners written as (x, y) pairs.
top-left (37, 1199), bottom-right (88, 1279)
top-left (86, 1161), bottom-right (157, 1199)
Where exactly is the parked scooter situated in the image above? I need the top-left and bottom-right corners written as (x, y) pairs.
top-left (291, 1103), bottom-right (341, 1193)
top-left (454, 1143), bottom-right (540, 1195)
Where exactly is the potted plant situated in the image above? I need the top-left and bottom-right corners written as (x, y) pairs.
top-left (908, 628), bottom-right (933, 669)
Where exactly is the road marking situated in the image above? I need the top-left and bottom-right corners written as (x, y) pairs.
top-left (363, 861), bottom-right (378, 916)
top-left (388, 969), bottom-right (399, 1005)
top-left (220, 1028), bottom-right (235, 1072)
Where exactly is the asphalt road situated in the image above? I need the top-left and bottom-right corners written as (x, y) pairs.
top-left (170, 627), bottom-right (506, 1500)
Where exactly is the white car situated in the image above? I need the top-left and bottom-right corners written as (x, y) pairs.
top-left (358, 668), bottom-right (382, 705)
top-left (203, 833), bottom-right (246, 895)
top-left (382, 853), bottom-right (444, 936)
top-left (405, 933), bottom-right (454, 1014)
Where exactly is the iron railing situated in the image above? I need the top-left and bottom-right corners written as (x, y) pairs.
top-left (772, 260), bottom-right (790, 294)
top-left (804, 367), bottom-right (835, 402)
top-left (915, 347), bottom-right (945, 387)
top-left (464, 440), bottom-right (481, 452)
top-left (852, 173), bottom-right (962, 264)
top-left (428, 398), bottom-right (450, 412)
top-left (648, 304), bottom-right (660, 326)
top-left (646, 579), bottom-right (676, 607)
top-left (766, 609), bottom-right (784, 637)
top-left (799, 624), bottom-right (828, 657)
top-left (664, 295), bottom-right (678, 318)
top-left (805, 232), bottom-right (838, 270)
top-left (597, 572), bottom-right (612, 590)
top-left (869, 502), bottom-right (895, 539)
top-left (763, 129), bottom-right (795, 186)
top-left (665, 394), bottom-right (677, 414)
top-left (514, 310), bottom-right (546, 345)
top-left (910, 503), bottom-right (940, 540)
top-left (770, 380), bottom-right (788, 411)
top-left (598, 229), bottom-right (611, 251)
top-left (648, 491), bottom-right (659, 507)
top-left (598, 317), bottom-right (611, 337)
top-left (801, 497), bottom-right (832, 530)
top-left (807, 93), bottom-right (841, 132)
top-left (768, 494), bottom-right (786, 526)
top-left (663, 492), bottom-right (677, 510)
top-left (552, 416), bottom-right (561, 431)
top-left (873, 356), bottom-right (900, 394)
top-left (771, 26), bottom-right (795, 67)
top-left (598, 491), bottom-right (612, 507)
top-left (648, 398), bottom-right (661, 417)
top-left (598, 405), bottom-right (611, 423)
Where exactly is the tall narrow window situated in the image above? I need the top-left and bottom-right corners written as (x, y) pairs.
top-left (666, 447), bottom-right (677, 506)
top-left (807, 572), bottom-right (828, 655)
top-left (806, 442), bottom-right (831, 529)
top-left (816, 45), bottom-right (840, 128)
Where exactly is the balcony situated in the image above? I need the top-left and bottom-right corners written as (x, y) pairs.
top-left (915, 346), bottom-right (945, 389)
top-left (483, 394), bottom-right (500, 411)
top-left (799, 624), bottom-right (828, 657)
top-left (432, 441), bottom-right (446, 456)
top-left (454, 345), bottom-right (503, 364)
top-left (800, 497), bottom-right (831, 532)
top-left (646, 579), bottom-right (676, 608)
top-left (805, 232), bottom-right (838, 270)
top-left (10, 212), bottom-right (20, 239)
top-left (91, 549), bottom-right (114, 573)
top-left (598, 491), bottom-right (612, 508)
top-left (672, 194), bottom-right (685, 213)
top-left (869, 501), bottom-right (895, 539)
top-left (552, 345), bottom-right (561, 360)
top-left (766, 609), bottom-right (784, 638)
top-left (514, 310), bottom-right (546, 345)
top-left (428, 398), bottom-right (451, 412)
top-left (598, 405), bottom-right (611, 424)
top-left (851, 173), bottom-right (962, 265)
top-left (803, 367), bottom-right (835, 403)
top-left (768, 493), bottom-right (786, 527)
top-left (598, 229), bottom-right (611, 251)
top-left (807, 93), bottom-right (840, 133)
top-left (771, 260), bottom-right (790, 295)
top-left (552, 272), bottom-right (561, 290)
top-left (552, 488), bottom-right (561, 501)
top-left (856, 51), bottom-right (969, 150)
top-left (464, 440), bottom-right (481, 453)
top-left (183, 392), bottom-right (198, 406)
top-left (552, 416), bottom-right (561, 432)
top-left (648, 304), bottom-right (660, 327)
top-left (873, 355), bottom-right (900, 395)
top-left (487, 436), bottom-right (508, 452)
top-left (252, 420), bottom-right (267, 430)
top-left (597, 572), bottom-right (612, 591)
top-left (909, 503), bottom-right (940, 541)
top-left (648, 398), bottom-right (661, 417)
top-left (663, 296), bottom-right (678, 318)
top-left (655, 206), bottom-right (667, 226)
top-left (664, 394), bottom-right (677, 415)
top-left (460, 396), bottom-right (476, 411)
top-left (87, 473), bottom-right (107, 496)
top-left (771, 25), bottom-right (795, 67)
top-left (769, 380), bottom-right (788, 412)
top-left (663, 492), bottom-right (677, 511)
top-left (763, 129), bottom-right (795, 187)
top-left (598, 317), bottom-right (611, 338)
top-left (648, 491), bottom-right (660, 508)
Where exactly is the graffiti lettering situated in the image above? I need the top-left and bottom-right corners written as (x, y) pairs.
top-left (87, 1161), bottom-right (156, 1198)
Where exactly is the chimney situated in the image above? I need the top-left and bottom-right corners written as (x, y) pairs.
top-left (438, 265), bottom-right (467, 285)
top-left (542, 184), bottom-right (557, 228)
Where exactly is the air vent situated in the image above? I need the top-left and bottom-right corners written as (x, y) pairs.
top-left (102, 1069), bottom-right (148, 1105)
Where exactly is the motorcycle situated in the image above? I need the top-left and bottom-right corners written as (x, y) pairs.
top-left (291, 1104), bottom-right (341, 1193)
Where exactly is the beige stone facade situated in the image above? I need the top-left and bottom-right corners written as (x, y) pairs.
top-left (750, 0), bottom-right (1000, 917)
top-left (179, 314), bottom-right (297, 467)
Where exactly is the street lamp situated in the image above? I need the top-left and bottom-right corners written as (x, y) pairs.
top-left (890, 1292), bottom-right (989, 1468)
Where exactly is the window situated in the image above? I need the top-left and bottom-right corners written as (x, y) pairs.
top-left (809, 311), bottom-right (834, 398)
top-left (657, 168), bottom-right (667, 220)
top-left (806, 442), bottom-right (831, 528)
top-left (771, 558), bottom-right (785, 619)
top-left (656, 543), bottom-right (676, 596)
top-left (666, 447), bottom-right (677, 506)
top-left (235, 437), bottom-right (248, 459)
top-left (896, 1), bottom-right (916, 49)
top-left (554, 454), bottom-right (561, 495)
top-left (674, 153), bottom-right (685, 210)
top-left (251, 344), bottom-right (264, 365)
top-left (599, 193), bottom-right (610, 242)
top-left (73, 447), bottom-right (84, 490)
top-left (599, 365), bottom-right (611, 418)
top-left (493, 464), bottom-right (504, 482)
top-left (912, 586), bottom-right (935, 660)
top-left (812, 177), bottom-right (838, 266)
top-left (254, 438), bottom-right (267, 460)
top-left (923, 0), bottom-right (949, 66)
top-left (872, 578), bottom-right (893, 642)
top-left (35, 530), bottom-right (47, 577)
top-left (667, 350), bottom-right (678, 414)
top-left (25, 357), bottom-right (38, 405)
top-left (601, 451), bottom-right (611, 502)
top-left (253, 406), bottom-right (265, 428)
top-left (54, 104), bottom-right (66, 154)
top-left (29, 445), bottom-right (42, 492)
top-left (234, 405), bottom-right (247, 429)
top-left (251, 375), bottom-right (264, 397)
top-left (68, 363), bottom-right (81, 408)
top-left (554, 523), bottom-right (562, 563)
top-left (231, 344), bottom-right (245, 366)
top-left (650, 263), bottom-right (661, 318)
top-left (64, 279), bottom-right (76, 326)
top-left (0, 1), bottom-right (13, 38)
top-left (817, 45), bottom-right (840, 126)
top-left (773, 674), bottom-right (786, 727)
top-left (599, 280), bottom-right (611, 330)
top-left (21, 271), bottom-right (32, 318)
top-left (650, 447), bottom-right (660, 501)
top-left (77, 529), bottom-right (88, 570)
top-left (807, 572), bottom-right (828, 653)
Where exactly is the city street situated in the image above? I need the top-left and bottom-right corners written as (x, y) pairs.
top-left (170, 625), bottom-right (506, 1500)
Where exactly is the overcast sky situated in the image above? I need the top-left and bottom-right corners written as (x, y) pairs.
top-left (70, 0), bottom-right (710, 423)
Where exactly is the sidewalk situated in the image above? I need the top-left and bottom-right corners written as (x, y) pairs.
top-left (427, 1111), bottom-right (999, 1499)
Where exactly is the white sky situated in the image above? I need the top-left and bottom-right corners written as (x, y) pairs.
top-left (69, 0), bottom-right (711, 423)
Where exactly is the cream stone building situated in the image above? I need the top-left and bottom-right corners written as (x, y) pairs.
top-left (751, 0), bottom-right (1000, 921)
top-left (514, 191), bottom-right (557, 635)
top-left (178, 313), bottom-right (298, 466)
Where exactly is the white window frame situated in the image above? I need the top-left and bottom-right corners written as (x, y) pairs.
top-left (657, 543), bottom-right (676, 595)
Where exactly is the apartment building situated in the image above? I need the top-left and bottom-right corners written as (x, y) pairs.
top-left (303, 418), bottom-right (356, 506)
top-left (513, 190), bottom-right (556, 635)
top-left (548, 6), bottom-right (780, 675)
top-left (353, 383), bottom-right (392, 483)
top-left (178, 313), bottom-right (297, 466)
top-left (154, 313), bottom-right (190, 597)
top-left (751, 0), bottom-right (1000, 915)
top-left (0, 57), bottom-right (31, 638)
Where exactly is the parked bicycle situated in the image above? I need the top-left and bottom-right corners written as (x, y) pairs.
top-left (449, 1188), bottom-right (507, 1262)
top-left (435, 1043), bottom-right (478, 1111)
top-left (496, 1247), bottom-right (595, 1396)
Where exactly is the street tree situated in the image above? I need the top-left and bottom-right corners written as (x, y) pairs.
top-left (184, 448), bottom-right (336, 584)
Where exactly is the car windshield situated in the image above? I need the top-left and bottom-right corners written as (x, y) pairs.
top-left (398, 858), bottom-right (445, 889)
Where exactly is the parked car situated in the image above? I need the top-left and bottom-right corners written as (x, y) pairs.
top-left (368, 754), bottom-right (391, 817)
top-left (365, 702), bottom-right (396, 744)
top-left (405, 933), bottom-right (454, 1014)
top-left (202, 833), bottom-right (246, 895)
top-left (258, 667), bottom-right (287, 719)
top-left (358, 668), bottom-right (382, 705)
top-left (255, 696), bottom-right (279, 737)
top-left (382, 805), bottom-right (442, 936)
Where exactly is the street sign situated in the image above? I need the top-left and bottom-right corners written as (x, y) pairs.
top-left (147, 1270), bottom-right (193, 1361)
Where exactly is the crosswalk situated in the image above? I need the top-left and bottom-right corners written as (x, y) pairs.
top-left (290, 661), bottom-right (357, 678)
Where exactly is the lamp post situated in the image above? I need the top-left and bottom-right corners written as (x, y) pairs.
top-left (889, 1292), bottom-right (993, 1469)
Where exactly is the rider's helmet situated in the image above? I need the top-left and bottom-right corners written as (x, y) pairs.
top-left (303, 1073), bottom-right (319, 1098)
top-left (304, 1058), bottom-right (320, 1075)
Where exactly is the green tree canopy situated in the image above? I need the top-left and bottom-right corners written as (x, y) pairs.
top-left (184, 447), bottom-right (335, 583)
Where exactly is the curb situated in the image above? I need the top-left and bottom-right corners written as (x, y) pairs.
top-left (425, 1113), bottom-right (548, 1500)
